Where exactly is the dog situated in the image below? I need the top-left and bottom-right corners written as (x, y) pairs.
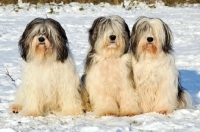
top-left (81, 15), bottom-right (141, 116)
top-left (130, 16), bottom-right (192, 114)
top-left (10, 18), bottom-right (83, 116)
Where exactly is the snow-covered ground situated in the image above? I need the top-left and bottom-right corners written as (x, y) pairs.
top-left (0, 2), bottom-right (200, 131)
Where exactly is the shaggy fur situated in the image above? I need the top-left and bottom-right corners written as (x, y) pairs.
top-left (10, 18), bottom-right (83, 116)
top-left (130, 16), bottom-right (192, 114)
top-left (82, 15), bottom-right (141, 116)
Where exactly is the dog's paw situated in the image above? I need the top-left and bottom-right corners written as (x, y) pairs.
top-left (20, 111), bottom-right (42, 117)
top-left (120, 111), bottom-right (141, 117)
top-left (120, 106), bottom-right (142, 117)
top-left (95, 109), bottom-right (119, 117)
top-left (158, 110), bottom-right (172, 115)
top-left (60, 109), bottom-right (83, 116)
top-left (99, 112), bottom-right (119, 117)
top-left (10, 104), bottom-right (22, 114)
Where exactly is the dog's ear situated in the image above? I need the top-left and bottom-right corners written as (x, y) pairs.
top-left (130, 20), bottom-right (139, 56)
top-left (124, 21), bottom-right (131, 53)
top-left (88, 17), bottom-right (104, 48)
top-left (46, 18), bottom-right (69, 63)
top-left (18, 31), bottom-right (30, 62)
top-left (161, 19), bottom-right (173, 54)
top-left (84, 48), bottom-right (95, 73)
top-left (18, 18), bottom-right (42, 61)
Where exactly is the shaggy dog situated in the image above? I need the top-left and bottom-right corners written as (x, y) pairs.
top-left (10, 18), bottom-right (83, 116)
top-left (130, 16), bottom-right (192, 114)
top-left (81, 15), bottom-right (141, 116)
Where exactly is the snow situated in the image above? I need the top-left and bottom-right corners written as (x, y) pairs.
top-left (0, 2), bottom-right (200, 131)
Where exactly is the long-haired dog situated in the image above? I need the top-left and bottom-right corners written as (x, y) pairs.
top-left (130, 16), bottom-right (192, 114)
top-left (81, 15), bottom-right (141, 116)
top-left (10, 18), bottom-right (83, 116)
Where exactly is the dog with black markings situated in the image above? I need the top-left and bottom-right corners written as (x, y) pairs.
top-left (10, 18), bottom-right (83, 116)
top-left (82, 15), bottom-right (141, 116)
top-left (130, 16), bottom-right (192, 114)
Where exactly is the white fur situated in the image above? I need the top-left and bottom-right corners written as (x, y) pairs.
top-left (131, 17), bottom-right (192, 114)
top-left (10, 18), bottom-right (83, 116)
top-left (12, 53), bottom-right (83, 116)
top-left (84, 16), bottom-right (141, 116)
top-left (86, 53), bottom-right (141, 116)
top-left (133, 52), bottom-right (178, 114)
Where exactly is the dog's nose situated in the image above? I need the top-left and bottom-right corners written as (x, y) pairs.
top-left (109, 35), bottom-right (116, 41)
top-left (38, 37), bottom-right (45, 43)
top-left (147, 37), bottom-right (153, 43)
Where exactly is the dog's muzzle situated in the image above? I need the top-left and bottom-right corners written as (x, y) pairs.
top-left (107, 35), bottom-right (118, 48)
top-left (38, 37), bottom-right (45, 44)
top-left (109, 35), bottom-right (116, 41)
top-left (147, 37), bottom-right (153, 44)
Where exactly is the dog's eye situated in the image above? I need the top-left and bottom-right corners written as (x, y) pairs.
top-left (142, 26), bottom-right (148, 32)
top-left (41, 32), bottom-right (46, 36)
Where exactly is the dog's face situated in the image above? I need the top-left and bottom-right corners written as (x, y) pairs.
top-left (30, 29), bottom-right (52, 61)
top-left (131, 17), bottom-right (173, 60)
top-left (89, 15), bottom-right (130, 58)
top-left (19, 18), bottom-right (68, 62)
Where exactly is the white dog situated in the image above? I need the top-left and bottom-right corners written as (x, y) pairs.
top-left (10, 18), bottom-right (83, 116)
top-left (130, 16), bottom-right (192, 114)
top-left (81, 15), bottom-right (141, 116)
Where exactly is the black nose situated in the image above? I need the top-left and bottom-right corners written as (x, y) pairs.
top-left (38, 37), bottom-right (45, 43)
top-left (147, 37), bottom-right (153, 43)
top-left (109, 35), bottom-right (116, 41)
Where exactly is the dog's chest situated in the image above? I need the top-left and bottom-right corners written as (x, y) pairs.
top-left (27, 62), bottom-right (61, 91)
top-left (89, 58), bottom-right (126, 87)
top-left (134, 60), bottom-right (161, 88)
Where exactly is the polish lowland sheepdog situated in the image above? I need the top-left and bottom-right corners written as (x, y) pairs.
top-left (10, 18), bottom-right (83, 116)
top-left (130, 16), bottom-right (192, 114)
top-left (81, 15), bottom-right (141, 116)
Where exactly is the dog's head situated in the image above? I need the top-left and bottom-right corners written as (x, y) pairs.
top-left (19, 18), bottom-right (68, 62)
top-left (130, 16), bottom-right (173, 60)
top-left (88, 15), bottom-right (130, 58)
